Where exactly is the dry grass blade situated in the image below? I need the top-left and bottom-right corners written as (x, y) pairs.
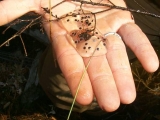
top-left (67, 40), bottom-right (103, 120)
top-left (19, 35), bottom-right (27, 56)
top-left (49, 0), bottom-right (52, 42)
top-left (131, 60), bottom-right (160, 94)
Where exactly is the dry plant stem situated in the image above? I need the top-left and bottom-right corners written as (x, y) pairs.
top-left (49, 0), bottom-right (52, 42)
top-left (2, 26), bottom-right (12, 34)
top-left (51, 0), bottom-right (66, 9)
top-left (67, 40), bottom-right (102, 120)
top-left (19, 35), bottom-right (27, 56)
top-left (132, 69), bottom-right (155, 91)
top-left (71, 0), bottom-right (160, 18)
top-left (2, 19), bottom-right (34, 34)
top-left (133, 0), bottom-right (147, 11)
top-left (0, 16), bottom-right (42, 50)
top-left (108, 0), bottom-right (115, 6)
top-left (43, 0), bottom-right (160, 24)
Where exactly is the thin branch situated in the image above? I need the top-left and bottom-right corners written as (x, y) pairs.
top-left (71, 0), bottom-right (160, 18)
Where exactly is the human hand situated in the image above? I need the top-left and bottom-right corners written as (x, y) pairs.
top-left (0, 0), bottom-right (159, 112)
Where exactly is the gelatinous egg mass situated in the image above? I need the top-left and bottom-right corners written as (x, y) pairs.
top-left (58, 9), bottom-right (107, 57)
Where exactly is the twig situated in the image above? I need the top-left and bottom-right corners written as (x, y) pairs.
top-left (71, 0), bottom-right (160, 18)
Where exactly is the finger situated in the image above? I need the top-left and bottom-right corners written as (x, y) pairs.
top-left (83, 55), bottom-right (120, 112)
top-left (0, 0), bottom-right (35, 26)
top-left (43, 21), bottom-right (93, 105)
top-left (118, 23), bottom-right (159, 72)
top-left (105, 34), bottom-right (136, 104)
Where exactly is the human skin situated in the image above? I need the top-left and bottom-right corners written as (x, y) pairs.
top-left (0, 0), bottom-right (159, 112)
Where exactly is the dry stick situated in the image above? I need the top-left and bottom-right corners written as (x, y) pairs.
top-left (51, 0), bottom-right (66, 9)
top-left (47, 0), bottom-right (160, 22)
top-left (2, 26), bottom-right (12, 34)
top-left (2, 19), bottom-right (22, 34)
top-left (0, 16), bottom-right (42, 47)
top-left (49, 0), bottom-right (52, 42)
top-left (71, 0), bottom-right (160, 18)
top-left (49, 0), bottom-right (58, 68)
top-left (2, 19), bottom-right (33, 34)
top-left (133, 0), bottom-right (147, 11)
top-left (108, 0), bottom-right (115, 6)
top-left (132, 69), bottom-right (155, 91)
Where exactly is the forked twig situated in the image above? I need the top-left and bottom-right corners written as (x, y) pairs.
top-left (0, 16), bottom-right (42, 55)
top-left (71, 0), bottom-right (160, 18)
